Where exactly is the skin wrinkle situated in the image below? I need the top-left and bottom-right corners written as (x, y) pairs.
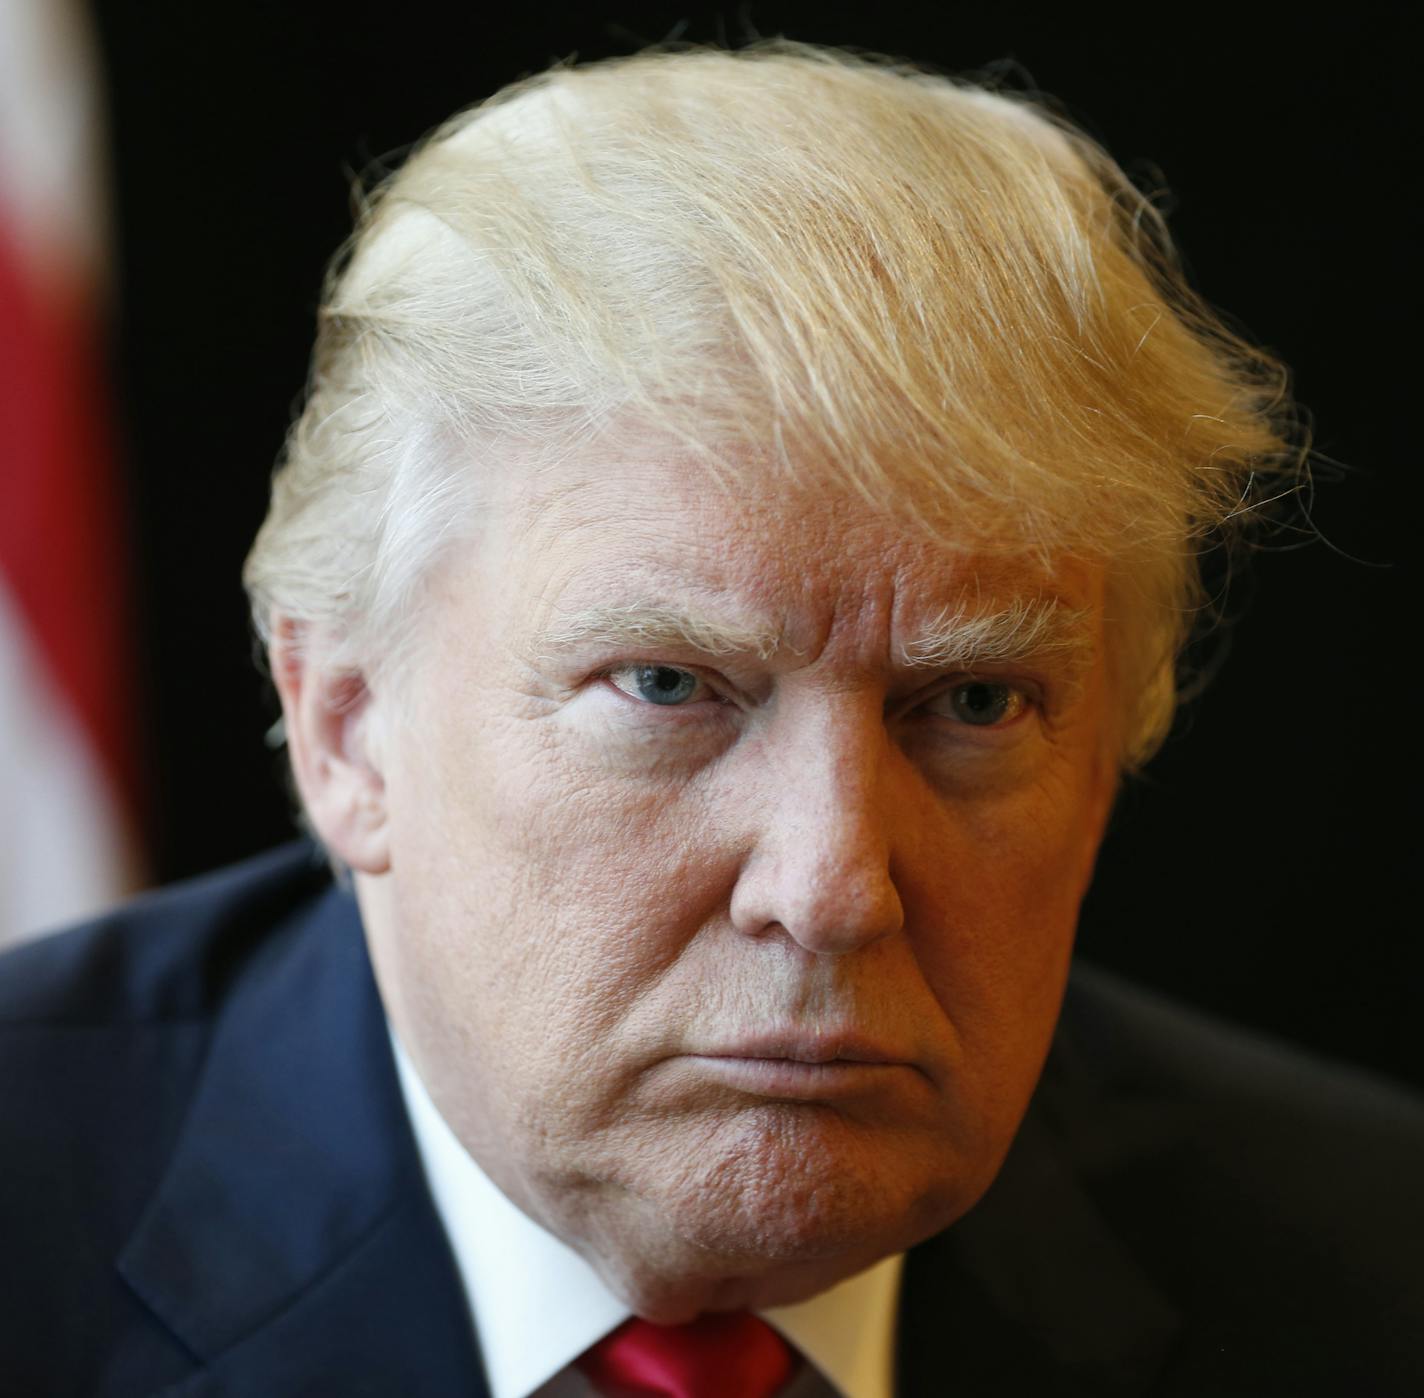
top-left (535, 602), bottom-right (786, 665)
top-left (515, 464), bottom-right (1098, 724)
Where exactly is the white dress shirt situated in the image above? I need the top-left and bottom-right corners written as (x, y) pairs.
top-left (390, 1030), bottom-right (903, 1398)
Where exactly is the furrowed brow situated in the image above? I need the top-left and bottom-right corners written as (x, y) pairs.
top-left (534, 603), bottom-right (784, 663)
top-left (898, 597), bottom-right (1094, 673)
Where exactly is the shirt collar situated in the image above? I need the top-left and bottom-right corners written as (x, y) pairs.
top-left (390, 1027), bottom-right (902, 1398)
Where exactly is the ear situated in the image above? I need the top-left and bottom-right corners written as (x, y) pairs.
top-left (269, 615), bottom-right (391, 875)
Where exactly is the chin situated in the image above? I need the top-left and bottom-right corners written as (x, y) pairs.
top-left (632, 1103), bottom-right (976, 1269)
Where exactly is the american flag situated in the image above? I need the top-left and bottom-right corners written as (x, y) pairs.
top-left (0, 0), bottom-right (141, 945)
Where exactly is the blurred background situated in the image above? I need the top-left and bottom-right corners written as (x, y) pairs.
top-left (1, 2), bottom-right (1415, 1087)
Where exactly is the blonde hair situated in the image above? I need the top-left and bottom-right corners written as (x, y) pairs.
top-left (244, 42), bottom-right (1303, 769)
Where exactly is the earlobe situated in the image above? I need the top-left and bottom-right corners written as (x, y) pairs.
top-left (269, 616), bottom-right (392, 875)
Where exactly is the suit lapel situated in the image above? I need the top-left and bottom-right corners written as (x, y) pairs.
top-left (116, 885), bottom-right (488, 1397)
top-left (897, 1090), bottom-right (1182, 1395)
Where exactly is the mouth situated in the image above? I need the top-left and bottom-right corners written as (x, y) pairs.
top-left (706, 1034), bottom-right (904, 1065)
top-left (685, 1034), bottom-right (920, 1101)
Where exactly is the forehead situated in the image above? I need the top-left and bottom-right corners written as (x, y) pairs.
top-left (474, 442), bottom-right (1104, 650)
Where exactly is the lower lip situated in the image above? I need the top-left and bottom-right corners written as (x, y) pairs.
top-left (685, 1055), bottom-right (913, 1101)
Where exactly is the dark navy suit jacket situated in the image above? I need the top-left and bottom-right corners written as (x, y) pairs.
top-left (2, 841), bottom-right (1421, 1397)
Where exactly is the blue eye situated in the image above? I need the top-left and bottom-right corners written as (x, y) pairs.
top-left (945, 682), bottom-right (1025, 726)
top-left (611, 665), bottom-right (703, 706)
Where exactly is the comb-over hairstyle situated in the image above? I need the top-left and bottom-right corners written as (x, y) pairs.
top-left (244, 42), bottom-right (1303, 769)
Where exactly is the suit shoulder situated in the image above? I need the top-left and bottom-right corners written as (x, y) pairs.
top-left (1057, 960), bottom-right (1424, 1143)
top-left (1048, 962), bottom-right (1423, 1372)
top-left (0, 843), bottom-right (342, 1391)
top-left (0, 840), bottom-right (335, 1026)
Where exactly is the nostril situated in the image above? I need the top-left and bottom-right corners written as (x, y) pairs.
top-left (730, 841), bottom-right (904, 954)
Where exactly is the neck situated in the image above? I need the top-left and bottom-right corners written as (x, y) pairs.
top-left (535, 1177), bottom-right (908, 1324)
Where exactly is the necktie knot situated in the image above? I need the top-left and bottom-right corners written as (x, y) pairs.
top-left (576, 1311), bottom-right (799, 1398)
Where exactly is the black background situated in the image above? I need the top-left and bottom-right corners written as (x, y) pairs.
top-left (87, 3), bottom-right (1417, 1088)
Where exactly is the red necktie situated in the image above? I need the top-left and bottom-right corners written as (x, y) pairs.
top-left (575, 1312), bottom-right (799, 1398)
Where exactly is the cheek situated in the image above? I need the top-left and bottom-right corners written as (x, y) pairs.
top-left (907, 770), bottom-right (1102, 1095)
top-left (386, 700), bottom-right (741, 1056)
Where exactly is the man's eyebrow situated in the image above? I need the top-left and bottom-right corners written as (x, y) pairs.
top-left (897, 596), bottom-right (1095, 672)
top-left (533, 603), bottom-right (785, 662)
top-left (532, 596), bottom-right (1094, 672)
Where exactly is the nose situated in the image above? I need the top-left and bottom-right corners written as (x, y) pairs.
top-left (728, 696), bottom-right (906, 955)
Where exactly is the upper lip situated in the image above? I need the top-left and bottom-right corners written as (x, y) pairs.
top-left (697, 1033), bottom-right (907, 1065)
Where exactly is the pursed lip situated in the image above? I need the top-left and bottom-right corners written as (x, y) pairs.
top-left (694, 1032), bottom-right (910, 1067)
top-left (679, 1036), bottom-right (924, 1102)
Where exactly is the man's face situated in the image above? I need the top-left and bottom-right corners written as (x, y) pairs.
top-left (356, 443), bottom-right (1117, 1316)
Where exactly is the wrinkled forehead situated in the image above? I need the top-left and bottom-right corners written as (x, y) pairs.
top-left (469, 437), bottom-right (1106, 672)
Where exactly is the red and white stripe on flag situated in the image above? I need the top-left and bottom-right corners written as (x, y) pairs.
top-left (0, 0), bottom-right (141, 945)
